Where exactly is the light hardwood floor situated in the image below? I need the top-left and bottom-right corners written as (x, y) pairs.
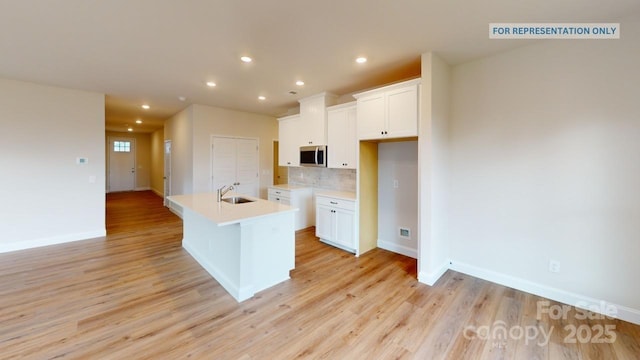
top-left (1, 191), bottom-right (638, 359)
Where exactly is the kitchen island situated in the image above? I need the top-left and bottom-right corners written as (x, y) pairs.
top-left (167, 192), bottom-right (297, 302)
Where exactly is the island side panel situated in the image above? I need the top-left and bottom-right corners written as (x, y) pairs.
top-left (181, 207), bottom-right (243, 301)
top-left (239, 211), bottom-right (295, 299)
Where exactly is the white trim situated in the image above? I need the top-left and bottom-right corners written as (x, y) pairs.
top-left (378, 239), bottom-right (417, 259)
top-left (418, 260), bottom-right (449, 286)
top-left (167, 200), bottom-right (183, 218)
top-left (183, 241), bottom-right (246, 301)
top-left (151, 187), bottom-right (164, 197)
top-left (449, 260), bottom-right (640, 326)
top-left (0, 230), bottom-right (106, 254)
top-left (135, 186), bottom-right (151, 191)
top-left (319, 239), bottom-right (356, 254)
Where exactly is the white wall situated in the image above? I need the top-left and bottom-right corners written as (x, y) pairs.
top-left (0, 78), bottom-right (105, 253)
top-left (418, 52), bottom-right (451, 284)
top-left (150, 127), bottom-right (164, 196)
top-left (378, 141), bottom-right (418, 258)
top-left (191, 104), bottom-right (278, 198)
top-left (164, 104), bottom-right (277, 199)
top-left (449, 20), bottom-right (640, 321)
top-left (164, 106), bottom-right (194, 196)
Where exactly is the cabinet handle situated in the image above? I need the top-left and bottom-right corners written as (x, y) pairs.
top-left (330, 201), bottom-right (338, 205)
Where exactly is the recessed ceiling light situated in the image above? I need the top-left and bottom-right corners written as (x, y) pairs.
top-left (127, 127), bottom-right (133, 132)
top-left (258, 96), bottom-right (266, 101)
top-left (136, 119), bottom-right (142, 124)
top-left (141, 104), bottom-right (150, 109)
top-left (206, 81), bottom-right (216, 87)
top-left (296, 80), bottom-right (305, 86)
top-left (241, 56), bottom-right (253, 63)
top-left (356, 57), bottom-right (367, 64)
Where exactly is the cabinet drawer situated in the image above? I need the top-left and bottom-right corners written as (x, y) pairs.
top-left (316, 196), bottom-right (355, 211)
top-left (268, 188), bottom-right (291, 198)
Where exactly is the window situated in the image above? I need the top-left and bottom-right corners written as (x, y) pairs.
top-left (113, 141), bottom-right (131, 152)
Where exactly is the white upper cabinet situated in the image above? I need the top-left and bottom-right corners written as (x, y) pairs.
top-left (277, 114), bottom-right (300, 166)
top-left (298, 92), bottom-right (337, 146)
top-left (327, 102), bottom-right (357, 169)
top-left (353, 78), bottom-right (420, 140)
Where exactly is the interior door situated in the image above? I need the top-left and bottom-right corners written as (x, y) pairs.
top-left (212, 137), bottom-right (238, 193)
top-left (211, 137), bottom-right (259, 197)
top-left (163, 140), bottom-right (171, 205)
top-left (108, 137), bottom-right (135, 192)
top-left (235, 138), bottom-right (259, 197)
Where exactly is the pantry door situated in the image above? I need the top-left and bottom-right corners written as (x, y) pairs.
top-left (108, 137), bottom-right (136, 192)
top-left (211, 136), bottom-right (259, 197)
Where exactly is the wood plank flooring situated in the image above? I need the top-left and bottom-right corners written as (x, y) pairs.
top-left (1, 190), bottom-right (639, 359)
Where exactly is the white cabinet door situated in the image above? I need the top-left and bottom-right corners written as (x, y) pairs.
top-left (386, 85), bottom-right (418, 138)
top-left (316, 195), bottom-right (357, 253)
top-left (327, 103), bottom-right (357, 169)
top-left (278, 115), bottom-right (300, 166)
top-left (299, 97), bottom-right (325, 145)
top-left (315, 205), bottom-right (333, 241)
top-left (298, 92), bottom-right (337, 146)
top-left (355, 79), bottom-right (420, 140)
top-left (334, 208), bottom-right (355, 249)
top-left (211, 137), bottom-right (259, 197)
top-left (356, 93), bottom-right (385, 140)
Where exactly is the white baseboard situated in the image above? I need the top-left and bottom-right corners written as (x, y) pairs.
top-left (167, 201), bottom-right (183, 218)
top-left (449, 260), bottom-right (640, 326)
top-left (183, 241), bottom-right (247, 301)
top-left (151, 188), bottom-right (164, 197)
top-left (135, 186), bottom-right (151, 191)
top-left (418, 260), bottom-right (449, 286)
top-left (0, 230), bottom-right (106, 254)
top-left (319, 238), bottom-right (356, 254)
top-left (378, 239), bottom-right (417, 259)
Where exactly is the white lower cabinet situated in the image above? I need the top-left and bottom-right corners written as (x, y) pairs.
top-left (315, 194), bottom-right (356, 253)
top-left (268, 186), bottom-right (313, 230)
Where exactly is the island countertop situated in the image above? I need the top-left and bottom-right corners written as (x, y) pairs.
top-left (168, 192), bottom-right (298, 226)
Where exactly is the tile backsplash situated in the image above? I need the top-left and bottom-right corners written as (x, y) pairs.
top-left (288, 167), bottom-right (356, 192)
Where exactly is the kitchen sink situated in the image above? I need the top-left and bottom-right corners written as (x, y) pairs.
top-left (221, 196), bottom-right (255, 204)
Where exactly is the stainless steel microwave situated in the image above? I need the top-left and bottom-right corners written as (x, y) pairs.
top-left (300, 145), bottom-right (327, 167)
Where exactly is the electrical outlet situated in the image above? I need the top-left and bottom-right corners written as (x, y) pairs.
top-left (549, 260), bottom-right (561, 273)
top-left (393, 180), bottom-right (399, 188)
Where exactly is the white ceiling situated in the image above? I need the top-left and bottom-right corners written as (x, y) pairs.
top-left (1, 1), bottom-right (638, 133)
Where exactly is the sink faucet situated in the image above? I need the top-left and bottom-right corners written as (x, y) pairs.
top-left (217, 185), bottom-right (234, 202)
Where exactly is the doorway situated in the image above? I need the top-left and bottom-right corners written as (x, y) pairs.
top-left (163, 140), bottom-right (172, 206)
top-left (108, 136), bottom-right (136, 192)
top-left (273, 140), bottom-right (288, 185)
